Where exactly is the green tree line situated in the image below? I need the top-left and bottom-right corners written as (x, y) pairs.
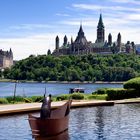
top-left (2, 54), bottom-right (140, 82)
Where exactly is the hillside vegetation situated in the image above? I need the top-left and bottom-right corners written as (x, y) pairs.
top-left (3, 54), bottom-right (140, 82)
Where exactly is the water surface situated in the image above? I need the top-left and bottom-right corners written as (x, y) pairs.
top-left (0, 82), bottom-right (122, 97)
top-left (0, 104), bottom-right (140, 140)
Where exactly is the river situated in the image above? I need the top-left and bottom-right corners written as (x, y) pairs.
top-left (0, 82), bottom-right (123, 97)
top-left (0, 103), bottom-right (140, 140)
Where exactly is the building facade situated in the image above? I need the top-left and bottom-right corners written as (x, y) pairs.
top-left (52, 14), bottom-right (136, 56)
top-left (0, 48), bottom-right (13, 69)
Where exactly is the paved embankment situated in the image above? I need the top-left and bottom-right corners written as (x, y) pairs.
top-left (0, 100), bottom-right (114, 115)
top-left (115, 98), bottom-right (140, 104)
top-left (0, 99), bottom-right (140, 116)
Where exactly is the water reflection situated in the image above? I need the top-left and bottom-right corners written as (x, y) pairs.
top-left (34, 130), bottom-right (69, 140)
top-left (95, 107), bottom-right (105, 140)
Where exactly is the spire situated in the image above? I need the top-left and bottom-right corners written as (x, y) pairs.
top-left (78, 23), bottom-right (84, 37)
top-left (97, 13), bottom-right (104, 29)
top-left (97, 13), bottom-right (105, 43)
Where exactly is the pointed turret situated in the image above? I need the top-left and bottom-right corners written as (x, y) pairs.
top-left (63, 35), bottom-right (68, 46)
top-left (55, 35), bottom-right (59, 51)
top-left (97, 13), bottom-right (105, 43)
top-left (108, 33), bottom-right (112, 46)
top-left (117, 33), bottom-right (121, 45)
top-left (9, 48), bottom-right (13, 58)
top-left (117, 32), bottom-right (121, 52)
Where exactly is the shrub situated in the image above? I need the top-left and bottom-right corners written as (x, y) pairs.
top-left (70, 93), bottom-right (84, 100)
top-left (56, 94), bottom-right (70, 101)
top-left (96, 88), bottom-right (108, 94)
top-left (29, 96), bottom-right (43, 102)
top-left (124, 77), bottom-right (140, 90)
top-left (87, 94), bottom-right (107, 100)
top-left (0, 98), bottom-right (9, 104)
top-left (106, 88), bottom-right (139, 100)
top-left (6, 96), bottom-right (25, 103)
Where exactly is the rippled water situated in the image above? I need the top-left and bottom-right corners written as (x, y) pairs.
top-left (0, 104), bottom-right (140, 140)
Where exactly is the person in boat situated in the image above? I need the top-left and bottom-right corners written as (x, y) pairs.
top-left (40, 94), bottom-right (52, 119)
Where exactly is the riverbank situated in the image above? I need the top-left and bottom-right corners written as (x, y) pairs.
top-left (0, 100), bottom-right (114, 115)
top-left (0, 98), bottom-right (140, 116)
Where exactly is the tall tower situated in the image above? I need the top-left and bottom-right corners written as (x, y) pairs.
top-left (55, 35), bottom-right (59, 51)
top-left (63, 35), bottom-right (68, 46)
top-left (117, 33), bottom-right (121, 52)
top-left (108, 33), bottom-right (112, 46)
top-left (97, 14), bottom-right (105, 43)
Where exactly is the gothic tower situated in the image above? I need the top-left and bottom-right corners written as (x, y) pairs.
top-left (55, 35), bottom-right (59, 51)
top-left (63, 35), bottom-right (68, 46)
top-left (97, 14), bottom-right (105, 43)
top-left (117, 33), bottom-right (121, 52)
top-left (108, 33), bottom-right (112, 46)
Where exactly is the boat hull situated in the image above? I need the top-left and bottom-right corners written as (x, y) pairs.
top-left (28, 100), bottom-right (72, 138)
top-left (28, 114), bottom-right (69, 137)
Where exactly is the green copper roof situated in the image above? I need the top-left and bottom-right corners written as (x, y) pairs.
top-left (97, 14), bottom-right (104, 29)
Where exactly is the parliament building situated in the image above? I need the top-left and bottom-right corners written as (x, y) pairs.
top-left (52, 14), bottom-right (136, 56)
top-left (0, 48), bottom-right (13, 69)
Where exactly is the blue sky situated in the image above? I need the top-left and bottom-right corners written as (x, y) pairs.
top-left (0, 0), bottom-right (140, 60)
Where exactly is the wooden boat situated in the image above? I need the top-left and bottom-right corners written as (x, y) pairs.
top-left (28, 99), bottom-right (72, 138)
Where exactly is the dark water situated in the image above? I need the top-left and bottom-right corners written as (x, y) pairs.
top-left (0, 104), bottom-right (140, 140)
top-left (0, 82), bottom-right (123, 97)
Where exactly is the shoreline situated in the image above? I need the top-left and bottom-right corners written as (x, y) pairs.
top-left (0, 98), bottom-right (140, 116)
top-left (0, 79), bottom-right (124, 84)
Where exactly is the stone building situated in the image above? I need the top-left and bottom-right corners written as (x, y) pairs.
top-left (52, 14), bottom-right (136, 56)
top-left (0, 48), bottom-right (13, 69)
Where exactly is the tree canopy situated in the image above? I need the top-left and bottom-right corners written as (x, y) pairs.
top-left (3, 54), bottom-right (140, 82)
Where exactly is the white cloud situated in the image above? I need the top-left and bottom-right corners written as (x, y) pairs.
top-left (0, 33), bottom-right (74, 60)
top-left (72, 4), bottom-right (140, 12)
top-left (60, 19), bottom-right (97, 27)
top-left (109, 0), bottom-right (140, 5)
top-left (0, 34), bottom-right (55, 60)
top-left (126, 14), bottom-right (140, 21)
top-left (56, 13), bottom-right (70, 17)
top-left (9, 24), bottom-right (53, 30)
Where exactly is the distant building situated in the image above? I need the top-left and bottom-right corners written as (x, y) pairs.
top-left (52, 14), bottom-right (136, 56)
top-left (135, 44), bottom-right (140, 54)
top-left (0, 48), bottom-right (13, 69)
